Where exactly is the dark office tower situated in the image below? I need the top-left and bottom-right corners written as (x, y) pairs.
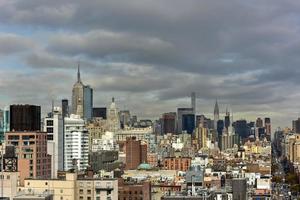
top-left (93, 107), bottom-right (107, 119)
top-left (10, 105), bottom-right (41, 131)
top-left (293, 118), bottom-right (300, 133)
top-left (264, 117), bottom-right (271, 136)
top-left (191, 92), bottom-right (196, 114)
top-left (234, 120), bottom-right (248, 139)
top-left (256, 117), bottom-right (263, 128)
top-left (224, 109), bottom-right (230, 129)
top-left (258, 127), bottom-right (265, 138)
top-left (217, 120), bottom-right (224, 136)
top-left (214, 100), bottom-right (219, 130)
top-left (162, 112), bottom-right (176, 134)
top-left (182, 114), bottom-right (195, 134)
top-left (61, 99), bottom-right (69, 118)
top-left (177, 108), bottom-right (193, 134)
top-left (232, 178), bottom-right (247, 200)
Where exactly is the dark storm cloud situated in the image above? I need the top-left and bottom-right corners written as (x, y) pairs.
top-left (0, 0), bottom-right (300, 126)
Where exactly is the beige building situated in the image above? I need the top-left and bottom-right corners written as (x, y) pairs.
top-left (0, 171), bottom-right (20, 199)
top-left (20, 173), bottom-right (118, 200)
top-left (116, 127), bottom-right (153, 142)
top-left (86, 118), bottom-right (108, 151)
top-left (288, 134), bottom-right (300, 163)
top-left (76, 178), bottom-right (118, 200)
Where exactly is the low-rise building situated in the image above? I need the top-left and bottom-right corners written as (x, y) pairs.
top-left (163, 157), bottom-right (191, 171)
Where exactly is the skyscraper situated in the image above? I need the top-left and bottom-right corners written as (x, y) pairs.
top-left (182, 114), bottom-right (195, 134)
top-left (177, 108), bottom-right (193, 134)
top-left (72, 65), bottom-right (84, 118)
top-left (217, 120), bottom-right (224, 136)
top-left (293, 118), bottom-right (300, 133)
top-left (256, 117), bottom-right (263, 128)
top-left (61, 99), bottom-right (69, 118)
top-left (234, 120), bottom-right (248, 139)
top-left (44, 107), bottom-right (64, 178)
top-left (64, 114), bottom-right (89, 171)
top-left (162, 112), bottom-right (176, 134)
top-left (83, 85), bottom-right (93, 120)
top-left (0, 108), bottom-right (9, 142)
top-left (214, 100), bottom-right (219, 130)
top-left (10, 104), bottom-right (41, 132)
top-left (72, 64), bottom-right (93, 120)
top-left (224, 108), bottom-right (230, 130)
top-left (191, 92), bottom-right (196, 114)
top-left (265, 117), bottom-right (271, 136)
top-left (107, 97), bottom-right (120, 132)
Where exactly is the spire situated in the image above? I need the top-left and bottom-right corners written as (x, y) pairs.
top-left (77, 61), bottom-right (81, 83)
top-left (214, 99), bottom-right (219, 115)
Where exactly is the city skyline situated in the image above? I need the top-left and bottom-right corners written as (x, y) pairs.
top-left (0, 1), bottom-right (300, 128)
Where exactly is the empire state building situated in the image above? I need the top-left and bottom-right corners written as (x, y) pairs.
top-left (72, 64), bottom-right (93, 119)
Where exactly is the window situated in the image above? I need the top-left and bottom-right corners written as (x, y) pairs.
top-left (87, 190), bottom-right (91, 194)
top-left (46, 128), bottom-right (53, 134)
top-left (47, 120), bottom-right (53, 126)
top-left (79, 189), bottom-right (83, 194)
top-left (8, 135), bottom-right (19, 140)
top-left (47, 135), bottom-right (54, 141)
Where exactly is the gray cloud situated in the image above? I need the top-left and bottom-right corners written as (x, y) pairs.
top-left (0, 0), bottom-right (300, 127)
top-left (0, 33), bottom-right (35, 55)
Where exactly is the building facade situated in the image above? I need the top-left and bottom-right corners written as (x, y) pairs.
top-left (44, 107), bottom-right (64, 178)
top-left (64, 115), bottom-right (89, 171)
top-left (10, 104), bottom-right (41, 132)
top-left (5, 131), bottom-right (51, 185)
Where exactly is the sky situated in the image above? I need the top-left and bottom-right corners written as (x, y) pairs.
top-left (0, 0), bottom-right (299, 128)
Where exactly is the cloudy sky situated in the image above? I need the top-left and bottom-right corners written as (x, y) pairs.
top-left (0, 0), bottom-right (299, 128)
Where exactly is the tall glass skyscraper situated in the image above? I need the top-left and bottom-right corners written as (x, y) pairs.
top-left (83, 85), bottom-right (93, 120)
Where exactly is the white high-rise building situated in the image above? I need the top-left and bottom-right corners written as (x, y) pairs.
top-left (44, 107), bottom-right (64, 178)
top-left (64, 114), bottom-right (89, 171)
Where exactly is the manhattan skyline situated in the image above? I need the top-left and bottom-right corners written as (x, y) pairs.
top-left (0, 0), bottom-right (299, 128)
